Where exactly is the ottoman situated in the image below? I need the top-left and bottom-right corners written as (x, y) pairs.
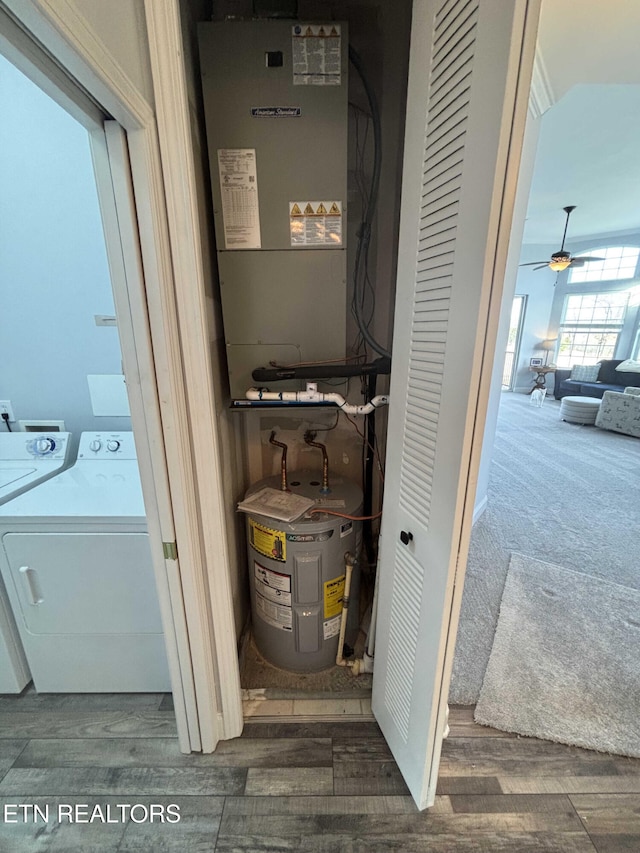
top-left (560, 395), bottom-right (601, 425)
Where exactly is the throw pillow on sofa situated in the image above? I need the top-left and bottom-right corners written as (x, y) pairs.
top-left (570, 364), bottom-right (600, 382)
top-left (615, 359), bottom-right (640, 373)
top-left (597, 360), bottom-right (625, 384)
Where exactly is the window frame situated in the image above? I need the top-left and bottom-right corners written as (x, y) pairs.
top-left (556, 290), bottom-right (631, 367)
top-left (568, 246), bottom-right (640, 285)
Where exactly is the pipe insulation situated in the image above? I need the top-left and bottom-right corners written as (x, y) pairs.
top-left (246, 382), bottom-right (389, 415)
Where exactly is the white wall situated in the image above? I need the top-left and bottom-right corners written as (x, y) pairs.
top-left (65, 0), bottom-right (155, 107)
top-left (0, 55), bottom-right (129, 443)
top-left (474, 114), bottom-right (545, 514)
top-left (510, 245), bottom-right (557, 392)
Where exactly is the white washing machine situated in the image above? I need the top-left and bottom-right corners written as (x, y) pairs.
top-left (0, 432), bottom-right (72, 693)
top-left (0, 432), bottom-right (171, 693)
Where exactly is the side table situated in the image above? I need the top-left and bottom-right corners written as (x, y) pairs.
top-left (528, 366), bottom-right (556, 395)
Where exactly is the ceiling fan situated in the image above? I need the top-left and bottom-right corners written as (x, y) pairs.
top-left (520, 205), bottom-right (605, 272)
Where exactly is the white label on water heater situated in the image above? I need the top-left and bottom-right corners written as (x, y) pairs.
top-left (217, 149), bottom-right (261, 249)
top-left (255, 562), bottom-right (291, 593)
top-left (255, 565), bottom-right (292, 606)
top-left (340, 521), bottom-right (353, 538)
top-left (256, 590), bottom-right (293, 631)
top-left (323, 615), bottom-right (341, 639)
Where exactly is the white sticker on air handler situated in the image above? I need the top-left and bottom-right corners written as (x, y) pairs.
top-left (256, 590), bottom-right (293, 631)
top-left (290, 201), bottom-right (342, 246)
top-left (292, 24), bottom-right (341, 86)
top-left (217, 149), bottom-right (261, 249)
top-left (323, 615), bottom-right (342, 639)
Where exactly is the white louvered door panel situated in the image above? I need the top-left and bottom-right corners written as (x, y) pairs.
top-left (372, 0), bottom-right (539, 809)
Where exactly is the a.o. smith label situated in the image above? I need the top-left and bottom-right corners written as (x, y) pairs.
top-left (286, 529), bottom-right (334, 543)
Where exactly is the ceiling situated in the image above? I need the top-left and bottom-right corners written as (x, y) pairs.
top-left (521, 0), bottom-right (640, 246)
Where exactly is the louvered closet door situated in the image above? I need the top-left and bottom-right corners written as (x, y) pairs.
top-left (372, 0), bottom-right (539, 809)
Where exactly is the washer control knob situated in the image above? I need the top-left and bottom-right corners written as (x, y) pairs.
top-left (35, 438), bottom-right (55, 454)
top-left (107, 440), bottom-right (121, 452)
top-left (89, 440), bottom-right (102, 453)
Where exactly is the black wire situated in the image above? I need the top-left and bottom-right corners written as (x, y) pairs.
top-left (305, 410), bottom-right (340, 433)
top-left (348, 45), bottom-right (390, 360)
top-left (349, 103), bottom-right (371, 358)
top-left (2, 414), bottom-right (11, 432)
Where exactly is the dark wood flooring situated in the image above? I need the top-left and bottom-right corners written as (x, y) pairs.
top-left (0, 693), bottom-right (638, 852)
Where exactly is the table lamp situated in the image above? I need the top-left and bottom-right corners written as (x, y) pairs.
top-left (537, 338), bottom-right (557, 366)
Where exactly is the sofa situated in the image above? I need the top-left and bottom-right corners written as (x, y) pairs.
top-left (554, 359), bottom-right (640, 400)
top-left (595, 388), bottom-right (640, 438)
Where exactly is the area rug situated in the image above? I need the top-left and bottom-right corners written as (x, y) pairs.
top-left (449, 392), bottom-right (640, 704)
top-left (474, 553), bottom-right (640, 757)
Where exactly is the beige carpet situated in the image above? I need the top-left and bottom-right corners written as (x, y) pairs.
top-left (450, 392), bottom-right (640, 704)
top-left (475, 553), bottom-right (640, 757)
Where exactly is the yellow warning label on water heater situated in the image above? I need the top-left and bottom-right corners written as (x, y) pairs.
top-left (324, 574), bottom-right (346, 619)
top-left (249, 519), bottom-right (286, 562)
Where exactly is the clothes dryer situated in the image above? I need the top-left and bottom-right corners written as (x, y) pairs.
top-left (0, 432), bottom-right (72, 692)
top-left (0, 432), bottom-right (170, 692)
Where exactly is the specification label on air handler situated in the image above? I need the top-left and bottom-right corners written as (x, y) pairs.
top-left (217, 148), bottom-right (261, 249)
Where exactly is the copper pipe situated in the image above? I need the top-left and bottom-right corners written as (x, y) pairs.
top-left (269, 431), bottom-right (288, 491)
top-left (304, 431), bottom-right (330, 493)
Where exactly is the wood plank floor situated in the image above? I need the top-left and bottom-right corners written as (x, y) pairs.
top-left (0, 694), bottom-right (638, 852)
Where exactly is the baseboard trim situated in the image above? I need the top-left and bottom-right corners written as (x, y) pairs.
top-left (473, 495), bottom-right (488, 524)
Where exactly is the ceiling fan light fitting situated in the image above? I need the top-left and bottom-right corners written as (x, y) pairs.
top-left (549, 259), bottom-right (571, 271)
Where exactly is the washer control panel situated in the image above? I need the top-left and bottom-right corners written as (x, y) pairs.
top-left (24, 433), bottom-right (70, 460)
top-left (77, 432), bottom-right (138, 461)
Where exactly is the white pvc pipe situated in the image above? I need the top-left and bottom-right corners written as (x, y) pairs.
top-left (336, 552), bottom-right (367, 675)
top-left (366, 552), bottom-right (381, 659)
top-left (246, 382), bottom-right (389, 415)
top-left (336, 553), bottom-right (355, 668)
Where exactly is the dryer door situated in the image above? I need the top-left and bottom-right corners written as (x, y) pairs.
top-left (3, 533), bottom-right (163, 634)
top-left (1, 532), bottom-right (170, 692)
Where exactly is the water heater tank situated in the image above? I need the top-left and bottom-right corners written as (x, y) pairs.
top-left (245, 471), bottom-right (362, 672)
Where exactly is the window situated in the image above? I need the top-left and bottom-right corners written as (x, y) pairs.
top-left (557, 292), bottom-right (630, 368)
top-left (502, 295), bottom-right (525, 389)
top-left (568, 246), bottom-right (640, 283)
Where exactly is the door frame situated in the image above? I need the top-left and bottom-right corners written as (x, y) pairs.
top-left (139, 0), bottom-right (538, 757)
top-left (2, 0), bottom-right (539, 770)
top-left (1, 0), bottom-right (242, 748)
top-left (504, 294), bottom-right (527, 390)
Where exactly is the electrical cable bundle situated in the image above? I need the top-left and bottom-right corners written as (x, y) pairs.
top-left (348, 45), bottom-right (390, 361)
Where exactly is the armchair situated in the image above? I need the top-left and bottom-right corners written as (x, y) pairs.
top-left (595, 389), bottom-right (640, 438)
